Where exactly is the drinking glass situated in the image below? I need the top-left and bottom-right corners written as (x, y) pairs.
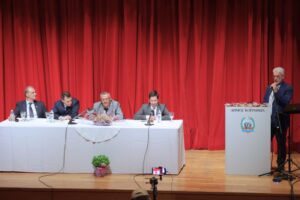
top-left (146, 115), bottom-right (150, 121)
top-left (169, 112), bottom-right (174, 121)
top-left (45, 112), bottom-right (50, 122)
top-left (20, 111), bottom-right (26, 121)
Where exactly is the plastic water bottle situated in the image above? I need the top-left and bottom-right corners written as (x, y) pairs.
top-left (49, 110), bottom-right (54, 122)
top-left (157, 109), bottom-right (162, 123)
top-left (8, 110), bottom-right (15, 121)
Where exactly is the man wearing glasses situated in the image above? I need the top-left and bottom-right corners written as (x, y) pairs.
top-left (93, 91), bottom-right (124, 120)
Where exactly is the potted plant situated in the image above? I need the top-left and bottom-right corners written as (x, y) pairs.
top-left (92, 155), bottom-right (110, 177)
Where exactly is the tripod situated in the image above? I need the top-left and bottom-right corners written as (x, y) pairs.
top-left (271, 122), bottom-right (298, 181)
top-left (260, 105), bottom-right (300, 180)
top-left (150, 177), bottom-right (158, 200)
top-left (282, 104), bottom-right (300, 176)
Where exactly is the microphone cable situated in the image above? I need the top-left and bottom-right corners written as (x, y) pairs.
top-left (142, 124), bottom-right (151, 174)
top-left (38, 122), bottom-right (69, 189)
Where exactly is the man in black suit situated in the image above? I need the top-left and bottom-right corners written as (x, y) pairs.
top-left (14, 86), bottom-right (47, 118)
top-left (263, 66), bottom-right (293, 171)
top-left (53, 91), bottom-right (80, 120)
top-left (134, 90), bottom-right (170, 122)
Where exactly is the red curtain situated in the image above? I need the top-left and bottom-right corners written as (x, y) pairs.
top-left (1, 0), bottom-right (300, 150)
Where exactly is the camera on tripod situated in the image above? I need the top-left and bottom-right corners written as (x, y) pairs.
top-left (148, 166), bottom-right (167, 200)
top-left (149, 177), bottom-right (158, 200)
top-left (152, 166), bottom-right (167, 176)
top-left (150, 176), bottom-right (158, 186)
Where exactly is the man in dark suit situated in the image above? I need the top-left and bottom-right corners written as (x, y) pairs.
top-left (134, 90), bottom-right (171, 122)
top-left (53, 91), bottom-right (80, 120)
top-left (14, 86), bottom-right (47, 118)
top-left (263, 67), bottom-right (293, 172)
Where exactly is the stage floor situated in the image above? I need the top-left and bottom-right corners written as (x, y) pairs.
top-left (0, 150), bottom-right (300, 200)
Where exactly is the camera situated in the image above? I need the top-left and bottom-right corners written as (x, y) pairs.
top-left (152, 167), bottom-right (167, 175)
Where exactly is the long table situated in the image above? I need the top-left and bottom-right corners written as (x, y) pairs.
top-left (0, 119), bottom-right (185, 174)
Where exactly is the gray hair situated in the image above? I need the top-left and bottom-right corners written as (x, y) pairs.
top-left (100, 91), bottom-right (110, 97)
top-left (273, 66), bottom-right (285, 76)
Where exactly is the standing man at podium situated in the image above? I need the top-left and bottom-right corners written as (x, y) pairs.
top-left (263, 66), bottom-right (293, 172)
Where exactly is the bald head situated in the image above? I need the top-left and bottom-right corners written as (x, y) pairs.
top-left (24, 86), bottom-right (37, 102)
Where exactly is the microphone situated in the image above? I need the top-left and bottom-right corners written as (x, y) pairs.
top-left (271, 84), bottom-right (279, 93)
top-left (145, 110), bottom-right (155, 126)
top-left (68, 118), bottom-right (77, 125)
top-left (73, 108), bottom-right (94, 119)
top-left (68, 108), bottom-right (94, 125)
top-left (271, 85), bottom-right (275, 91)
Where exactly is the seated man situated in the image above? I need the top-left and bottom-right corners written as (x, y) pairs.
top-left (53, 91), bottom-right (80, 120)
top-left (93, 91), bottom-right (124, 120)
top-left (14, 86), bottom-right (47, 118)
top-left (134, 90), bottom-right (170, 122)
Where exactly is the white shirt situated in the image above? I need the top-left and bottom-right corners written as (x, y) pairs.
top-left (268, 85), bottom-right (280, 115)
top-left (26, 101), bottom-right (38, 118)
top-left (151, 106), bottom-right (157, 116)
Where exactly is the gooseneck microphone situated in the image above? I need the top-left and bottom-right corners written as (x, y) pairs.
top-left (68, 108), bottom-right (94, 125)
top-left (271, 83), bottom-right (279, 92)
top-left (145, 110), bottom-right (154, 126)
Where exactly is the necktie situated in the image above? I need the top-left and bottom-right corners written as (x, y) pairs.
top-left (104, 107), bottom-right (109, 114)
top-left (29, 103), bottom-right (34, 118)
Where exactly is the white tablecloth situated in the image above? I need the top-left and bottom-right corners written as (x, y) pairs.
top-left (0, 119), bottom-right (185, 174)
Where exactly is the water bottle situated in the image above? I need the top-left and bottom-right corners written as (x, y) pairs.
top-left (157, 109), bottom-right (162, 123)
top-left (49, 110), bottom-right (54, 122)
top-left (8, 110), bottom-right (15, 121)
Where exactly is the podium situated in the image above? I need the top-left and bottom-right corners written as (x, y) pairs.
top-left (225, 105), bottom-right (271, 175)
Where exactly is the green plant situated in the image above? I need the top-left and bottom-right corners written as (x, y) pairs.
top-left (92, 155), bottom-right (110, 167)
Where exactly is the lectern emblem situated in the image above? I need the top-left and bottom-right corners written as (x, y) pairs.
top-left (241, 117), bottom-right (255, 133)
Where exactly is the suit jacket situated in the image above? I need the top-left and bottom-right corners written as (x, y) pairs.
top-left (93, 100), bottom-right (124, 120)
top-left (134, 104), bottom-right (171, 120)
top-left (53, 98), bottom-right (80, 119)
top-left (263, 81), bottom-right (293, 130)
top-left (14, 100), bottom-right (47, 118)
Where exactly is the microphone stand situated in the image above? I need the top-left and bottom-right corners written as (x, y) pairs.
top-left (68, 118), bottom-right (77, 125)
top-left (68, 108), bottom-right (94, 125)
top-left (150, 177), bottom-right (158, 200)
top-left (273, 88), bottom-right (283, 141)
top-left (145, 111), bottom-right (154, 126)
top-left (259, 87), bottom-right (283, 177)
top-left (272, 89), bottom-right (298, 181)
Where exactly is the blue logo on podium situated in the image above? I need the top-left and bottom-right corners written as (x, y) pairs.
top-left (241, 117), bottom-right (255, 133)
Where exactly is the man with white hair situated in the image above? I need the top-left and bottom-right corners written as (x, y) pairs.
top-left (263, 66), bottom-right (293, 172)
top-left (14, 86), bottom-right (47, 118)
top-left (93, 91), bottom-right (124, 120)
